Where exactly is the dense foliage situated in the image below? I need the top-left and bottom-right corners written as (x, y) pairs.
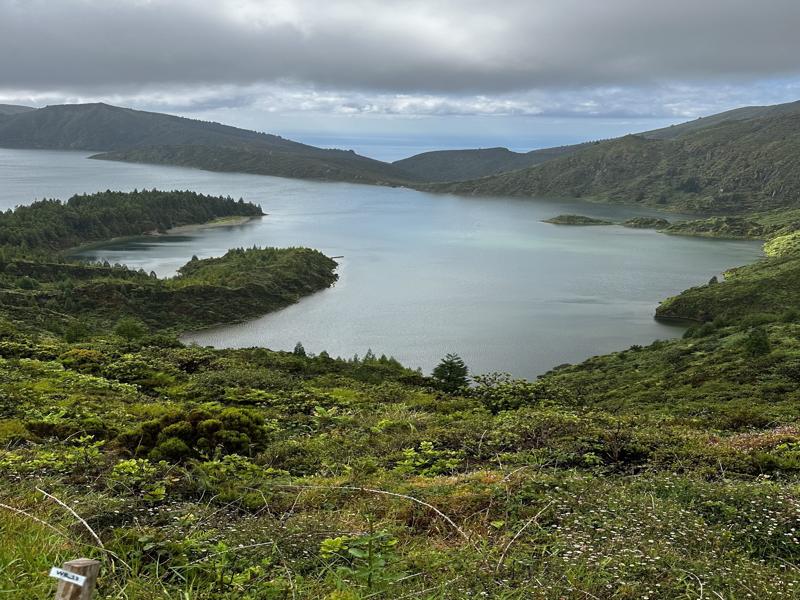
top-left (0, 246), bottom-right (337, 334)
top-left (392, 144), bottom-right (590, 183)
top-left (2, 304), bottom-right (800, 598)
top-left (0, 189), bottom-right (263, 251)
top-left (94, 145), bottom-right (415, 186)
top-left (0, 191), bottom-right (337, 337)
top-left (655, 252), bottom-right (800, 323)
top-left (2, 189), bottom-right (800, 598)
top-left (434, 105), bottom-right (800, 214)
top-left (0, 103), bottom-right (418, 185)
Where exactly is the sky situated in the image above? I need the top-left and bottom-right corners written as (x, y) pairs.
top-left (2, 0), bottom-right (800, 160)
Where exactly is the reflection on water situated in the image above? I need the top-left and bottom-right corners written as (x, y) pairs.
top-left (1, 148), bottom-right (763, 378)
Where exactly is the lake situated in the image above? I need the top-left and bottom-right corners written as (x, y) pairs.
top-left (0, 148), bottom-right (762, 378)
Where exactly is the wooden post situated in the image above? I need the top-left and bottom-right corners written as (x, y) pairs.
top-left (54, 558), bottom-right (100, 600)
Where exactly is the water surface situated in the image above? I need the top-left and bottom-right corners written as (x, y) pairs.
top-left (0, 148), bottom-right (762, 377)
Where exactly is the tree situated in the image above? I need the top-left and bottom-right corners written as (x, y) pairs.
top-left (743, 327), bottom-right (771, 357)
top-left (293, 342), bottom-right (307, 357)
top-left (114, 317), bottom-right (146, 341)
top-left (432, 353), bottom-right (469, 393)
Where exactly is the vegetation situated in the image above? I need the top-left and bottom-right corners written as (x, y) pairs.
top-left (622, 217), bottom-right (671, 229)
top-left (94, 144), bottom-right (413, 186)
top-left (3, 287), bottom-right (800, 597)
top-left (0, 103), bottom-right (419, 185)
top-left (543, 214), bottom-right (613, 226)
top-left (431, 352), bottom-right (469, 392)
top-left (764, 230), bottom-right (800, 257)
top-left (0, 189), bottom-right (263, 252)
top-left (662, 216), bottom-right (767, 239)
top-left (396, 100), bottom-right (798, 187)
top-left (655, 252), bottom-right (800, 323)
top-left (432, 101), bottom-right (800, 215)
top-left (0, 104), bottom-right (35, 117)
top-left (1, 183), bottom-right (800, 598)
top-left (0, 192), bottom-right (336, 335)
top-left (7, 99), bottom-right (800, 200)
top-left (392, 144), bottom-right (591, 183)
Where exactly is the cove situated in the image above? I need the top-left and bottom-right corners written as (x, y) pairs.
top-left (0, 148), bottom-right (763, 378)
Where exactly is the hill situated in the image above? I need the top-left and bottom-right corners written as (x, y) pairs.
top-left (393, 143), bottom-right (589, 182)
top-left (0, 104), bottom-right (35, 117)
top-left (0, 103), bottom-right (418, 185)
top-left (432, 101), bottom-right (800, 214)
top-left (641, 100), bottom-right (800, 140)
top-left (93, 143), bottom-right (414, 185)
top-left (393, 102), bottom-right (800, 185)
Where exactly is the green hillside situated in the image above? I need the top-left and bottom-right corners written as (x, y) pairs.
top-left (394, 101), bottom-right (800, 185)
top-left (2, 189), bottom-right (800, 598)
top-left (393, 143), bottom-right (589, 182)
top-left (0, 189), bottom-right (263, 253)
top-left (433, 106), bottom-right (800, 214)
top-left (93, 143), bottom-right (414, 185)
top-left (0, 103), bottom-right (418, 185)
top-left (641, 100), bottom-right (800, 140)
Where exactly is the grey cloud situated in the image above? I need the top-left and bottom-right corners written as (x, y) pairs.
top-left (2, 0), bottom-right (800, 95)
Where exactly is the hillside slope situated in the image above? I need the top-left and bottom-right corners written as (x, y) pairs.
top-left (641, 100), bottom-right (800, 140)
top-left (0, 103), bottom-right (417, 185)
top-left (0, 104), bottom-right (35, 117)
top-left (433, 104), bottom-right (800, 214)
top-left (93, 143), bottom-right (413, 185)
top-left (393, 143), bottom-right (590, 182)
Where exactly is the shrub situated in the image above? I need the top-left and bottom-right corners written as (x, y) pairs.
top-left (472, 372), bottom-right (576, 413)
top-left (742, 327), bottom-right (771, 357)
top-left (431, 353), bottom-right (468, 392)
top-left (116, 406), bottom-right (271, 461)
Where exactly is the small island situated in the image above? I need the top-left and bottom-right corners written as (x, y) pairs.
top-left (622, 216), bottom-right (671, 229)
top-left (543, 214), bottom-right (614, 226)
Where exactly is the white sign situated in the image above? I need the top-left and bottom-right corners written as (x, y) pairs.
top-left (49, 567), bottom-right (87, 587)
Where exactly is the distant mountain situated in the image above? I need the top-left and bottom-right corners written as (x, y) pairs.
top-left (640, 100), bottom-right (800, 140)
top-left (397, 101), bottom-right (800, 186)
top-left (431, 100), bottom-right (800, 214)
top-left (393, 144), bottom-right (590, 183)
top-left (0, 104), bottom-right (36, 120)
top-left (0, 103), bottom-right (418, 185)
top-left (94, 144), bottom-right (414, 185)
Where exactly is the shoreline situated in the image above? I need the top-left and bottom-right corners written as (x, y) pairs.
top-left (159, 214), bottom-right (263, 235)
top-left (64, 214), bottom-right (263, 255)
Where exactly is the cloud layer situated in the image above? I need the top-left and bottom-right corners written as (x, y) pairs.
top-left (3, 0), bottom-right (800, 93)
top-left (1, 0), bottom-right (799, 123)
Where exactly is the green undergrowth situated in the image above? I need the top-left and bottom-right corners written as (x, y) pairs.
top-left (1, 323), bottom-right (799, 598)
top-left (0, 246), bottom-right (338, 334)
top-left (2, 191), bottom-right (800, 598)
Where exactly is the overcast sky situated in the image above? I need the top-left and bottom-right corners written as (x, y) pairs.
top-left (2, 0), bottom-right (799, 159)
